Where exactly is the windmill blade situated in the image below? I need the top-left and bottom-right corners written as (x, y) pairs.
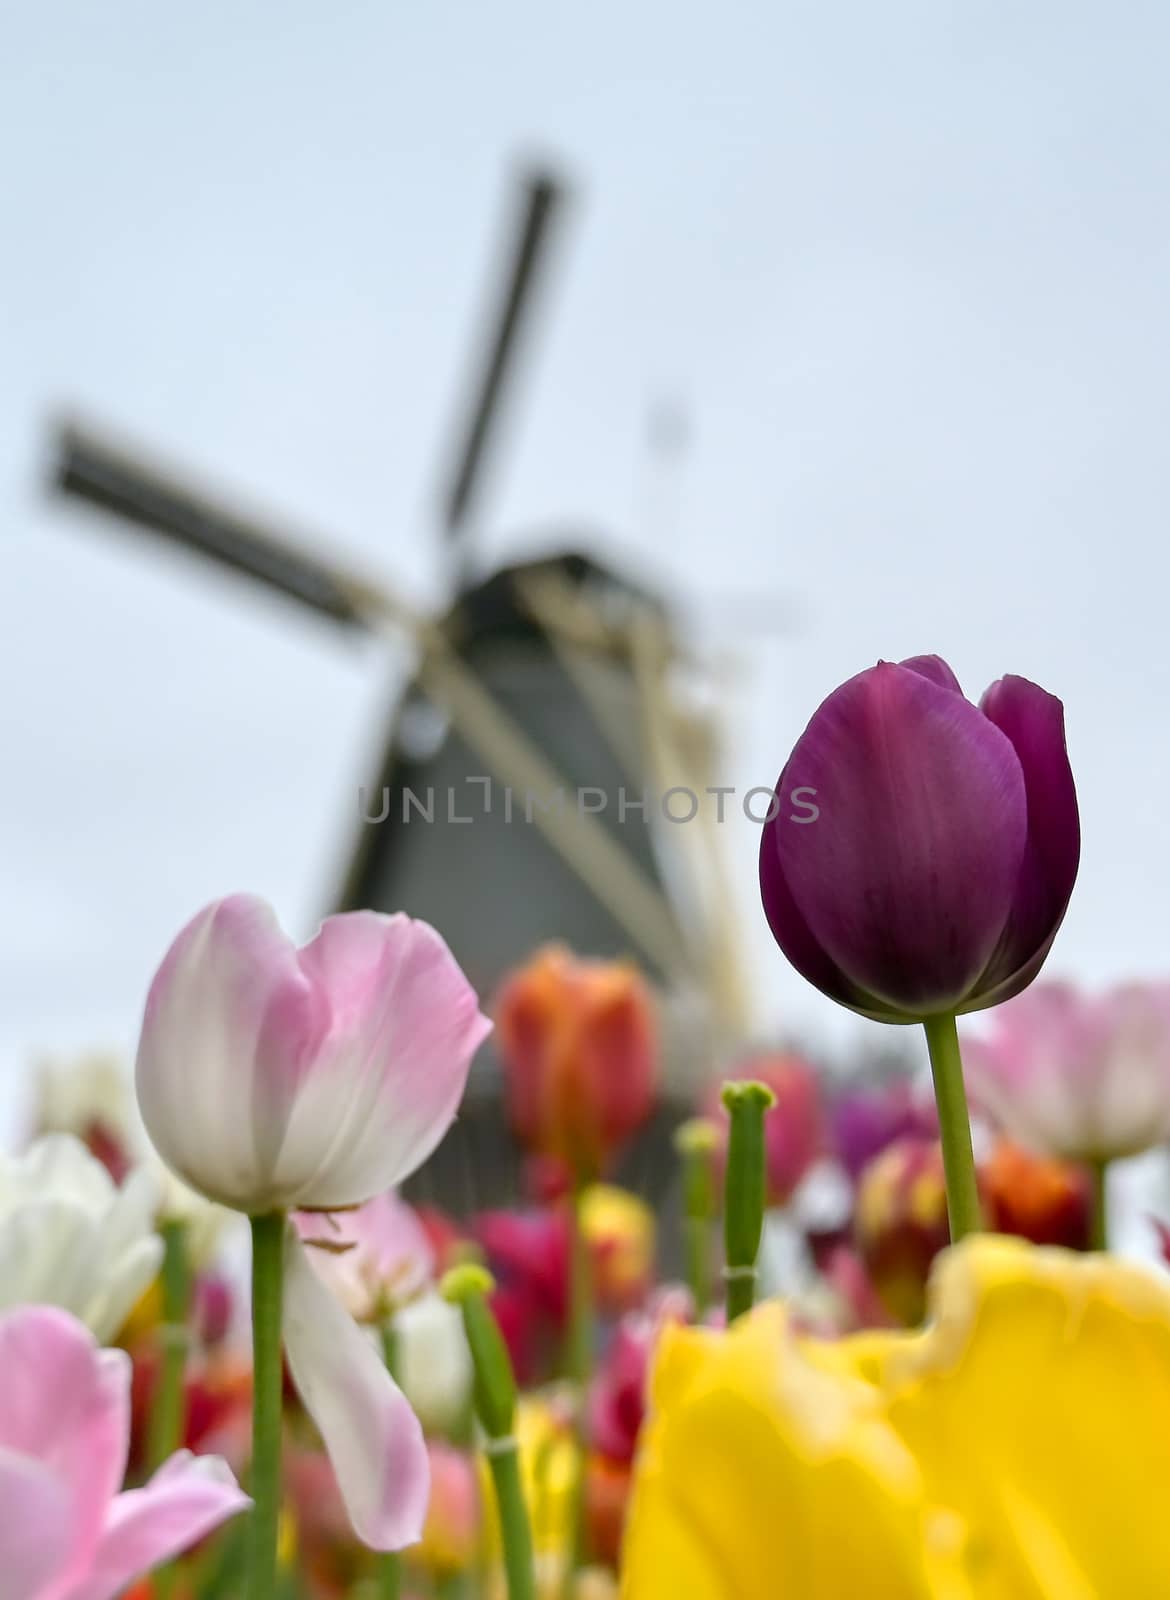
top-left (440, 166), bottom-right (568, 563)
top-left (50, 418), bottom-right (389, 630)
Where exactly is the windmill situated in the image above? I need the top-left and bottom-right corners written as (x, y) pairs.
top-left (47, 164), bottom-right (752, 1207)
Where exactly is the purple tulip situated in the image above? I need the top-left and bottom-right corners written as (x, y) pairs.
top-left (760, 655), bottom-right (1079, 1024)
top-left (831, 1079), bottom-right (938, 1181)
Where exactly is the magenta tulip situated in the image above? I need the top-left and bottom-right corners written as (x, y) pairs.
top-left (759, 656), bottom-right (1079, 1024)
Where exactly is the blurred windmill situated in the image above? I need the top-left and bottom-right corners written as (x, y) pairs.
top-left (47, 163), bottom-right (761, 1207)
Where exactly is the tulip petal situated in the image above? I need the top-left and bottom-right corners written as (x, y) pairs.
top-left (273, 912), bottom-right (491, 1208)
top-left (87, 1166), bottom-right (165, 1342)
top-left (90, 1236), bottom-right (169, 1346)
top-left (136, 896), bottom-right (327, 1210)
top-left (60, 1453), bottom-right (250, 1600)
top-left (0, 1448), bottom-right (71, 1597)
top-left (758, 830), bottom-right (887, 1017)
top-left (965, 982), bottom-right (1170, 1163)
top-left (0, 1140), bottom-right (163, 1341)
top-left (898, 654), bottom-right (963, 694)
top-left (14, 1133), bottom-right (118, 1210)
top-left (1088, 983), bottom-right (1170, 1159)
top-left (282, 1224), bottom-right (430, 1550)
top-left (0, 1307), bottom-right (130, 1576)
top-left (620, 1304), bottom-right (954, 1599)
top-left (0, 1201), bottom-right (103, 1323)
top-left (884, 1237), bottom-right (1170, 1595)
top-left (967, 676), bottom-right (1080, 1010)
top-left (770, 662), bottom-right (1028, 1016)
top-left (961, 983), bottom-right (1097, 1158)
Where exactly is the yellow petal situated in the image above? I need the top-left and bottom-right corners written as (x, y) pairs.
top-left (621, 1302), bottom-right (968, 1599)
top-left (884, 1236), bottom-right (1170, 1597)
top-left (799, 1326), bottom-right (913, 1389)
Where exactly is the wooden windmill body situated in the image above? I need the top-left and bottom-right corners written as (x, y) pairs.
top-left (49, 169), bottom-right (750, 1208)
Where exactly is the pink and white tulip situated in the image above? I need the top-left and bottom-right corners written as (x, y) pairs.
top-left (136, 896), bottom-right (490, 1213)
top-left (0, 1304), bottom-right (248, 1600)
top-left (963, 979), bottom-right (1170, 1163)
top-left (135, 895), bottom-right (492, 1550)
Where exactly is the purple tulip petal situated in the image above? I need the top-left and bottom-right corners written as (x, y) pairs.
top-left (967, 676), bottom-right (1080, 1009)
top-left (773, 662), bottom-right (1028, 1015)
top-left (759, 819), bottom-right (878, 1014)
top-left (898, 655), bottom-right (963, 694)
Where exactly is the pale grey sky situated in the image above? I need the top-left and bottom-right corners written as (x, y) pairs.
top-left (5, 1), bottom-right (1170, 1129)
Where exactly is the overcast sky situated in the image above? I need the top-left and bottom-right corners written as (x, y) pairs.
top-left (5, 1), bottom-right (1170, 1133)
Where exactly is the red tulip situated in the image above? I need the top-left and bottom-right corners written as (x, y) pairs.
top-left (854, 1137), bottom-right (951, 1325)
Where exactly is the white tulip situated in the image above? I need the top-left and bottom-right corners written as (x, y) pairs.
top-left (392, 1290), bottom-right (473, 1436)
top-left (32, 1051), bottom-right (133, 1144)
top-left (0, 1135), bottom-right (163, 1342)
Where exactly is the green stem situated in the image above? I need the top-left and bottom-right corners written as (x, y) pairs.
top-left (922, 1014), bottom-right (983, 1242)
top-left (565, 1187), bottom-right (592, 1386)
top-left (685, 1217), bottom-right (710, 1322)
top-left (725, 1264), bottom-right (756, 1323)
top-left (721, 1082), bottom-right (774, 1323)
top-left (248, 1213), bottom-right (286, 1600)
top-left (562, 1187), bottom-right (592, 1591)
top-left (149, 1220), bottom-right (192, 1470)
top-left (488, 1444), bottom-right (537, 1600)
top-left (1089, 1159), bottom-right (1109, 1251)
top-left (441, 1265), bottom-right (536, 1600)
top-left (376, 1322), bottom-right (402, 1600)
top-left (148, 1220), bottom-right (193, 1600)
top-left (676, 1120), bottom-right (717, 1320)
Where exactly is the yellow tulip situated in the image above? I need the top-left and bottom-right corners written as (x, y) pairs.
top-left (621, 1237), bottom-right (1170, 1598)
top-left (580, 1184), bottom-right (657, 1313)
top-left (481, 1394), bottom-right (580, 1564)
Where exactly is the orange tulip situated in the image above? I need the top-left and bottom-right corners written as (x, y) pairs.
top-left (979, 1137), bottom-right (1091, 1249)
top-left (495, 946), bottom-right (658, 1179)
top-left (586, 1453), bottom-right (632, 1567)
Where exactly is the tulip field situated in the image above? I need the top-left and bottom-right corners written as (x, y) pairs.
top-left (11, 654), bottom-right (1170, 1599)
